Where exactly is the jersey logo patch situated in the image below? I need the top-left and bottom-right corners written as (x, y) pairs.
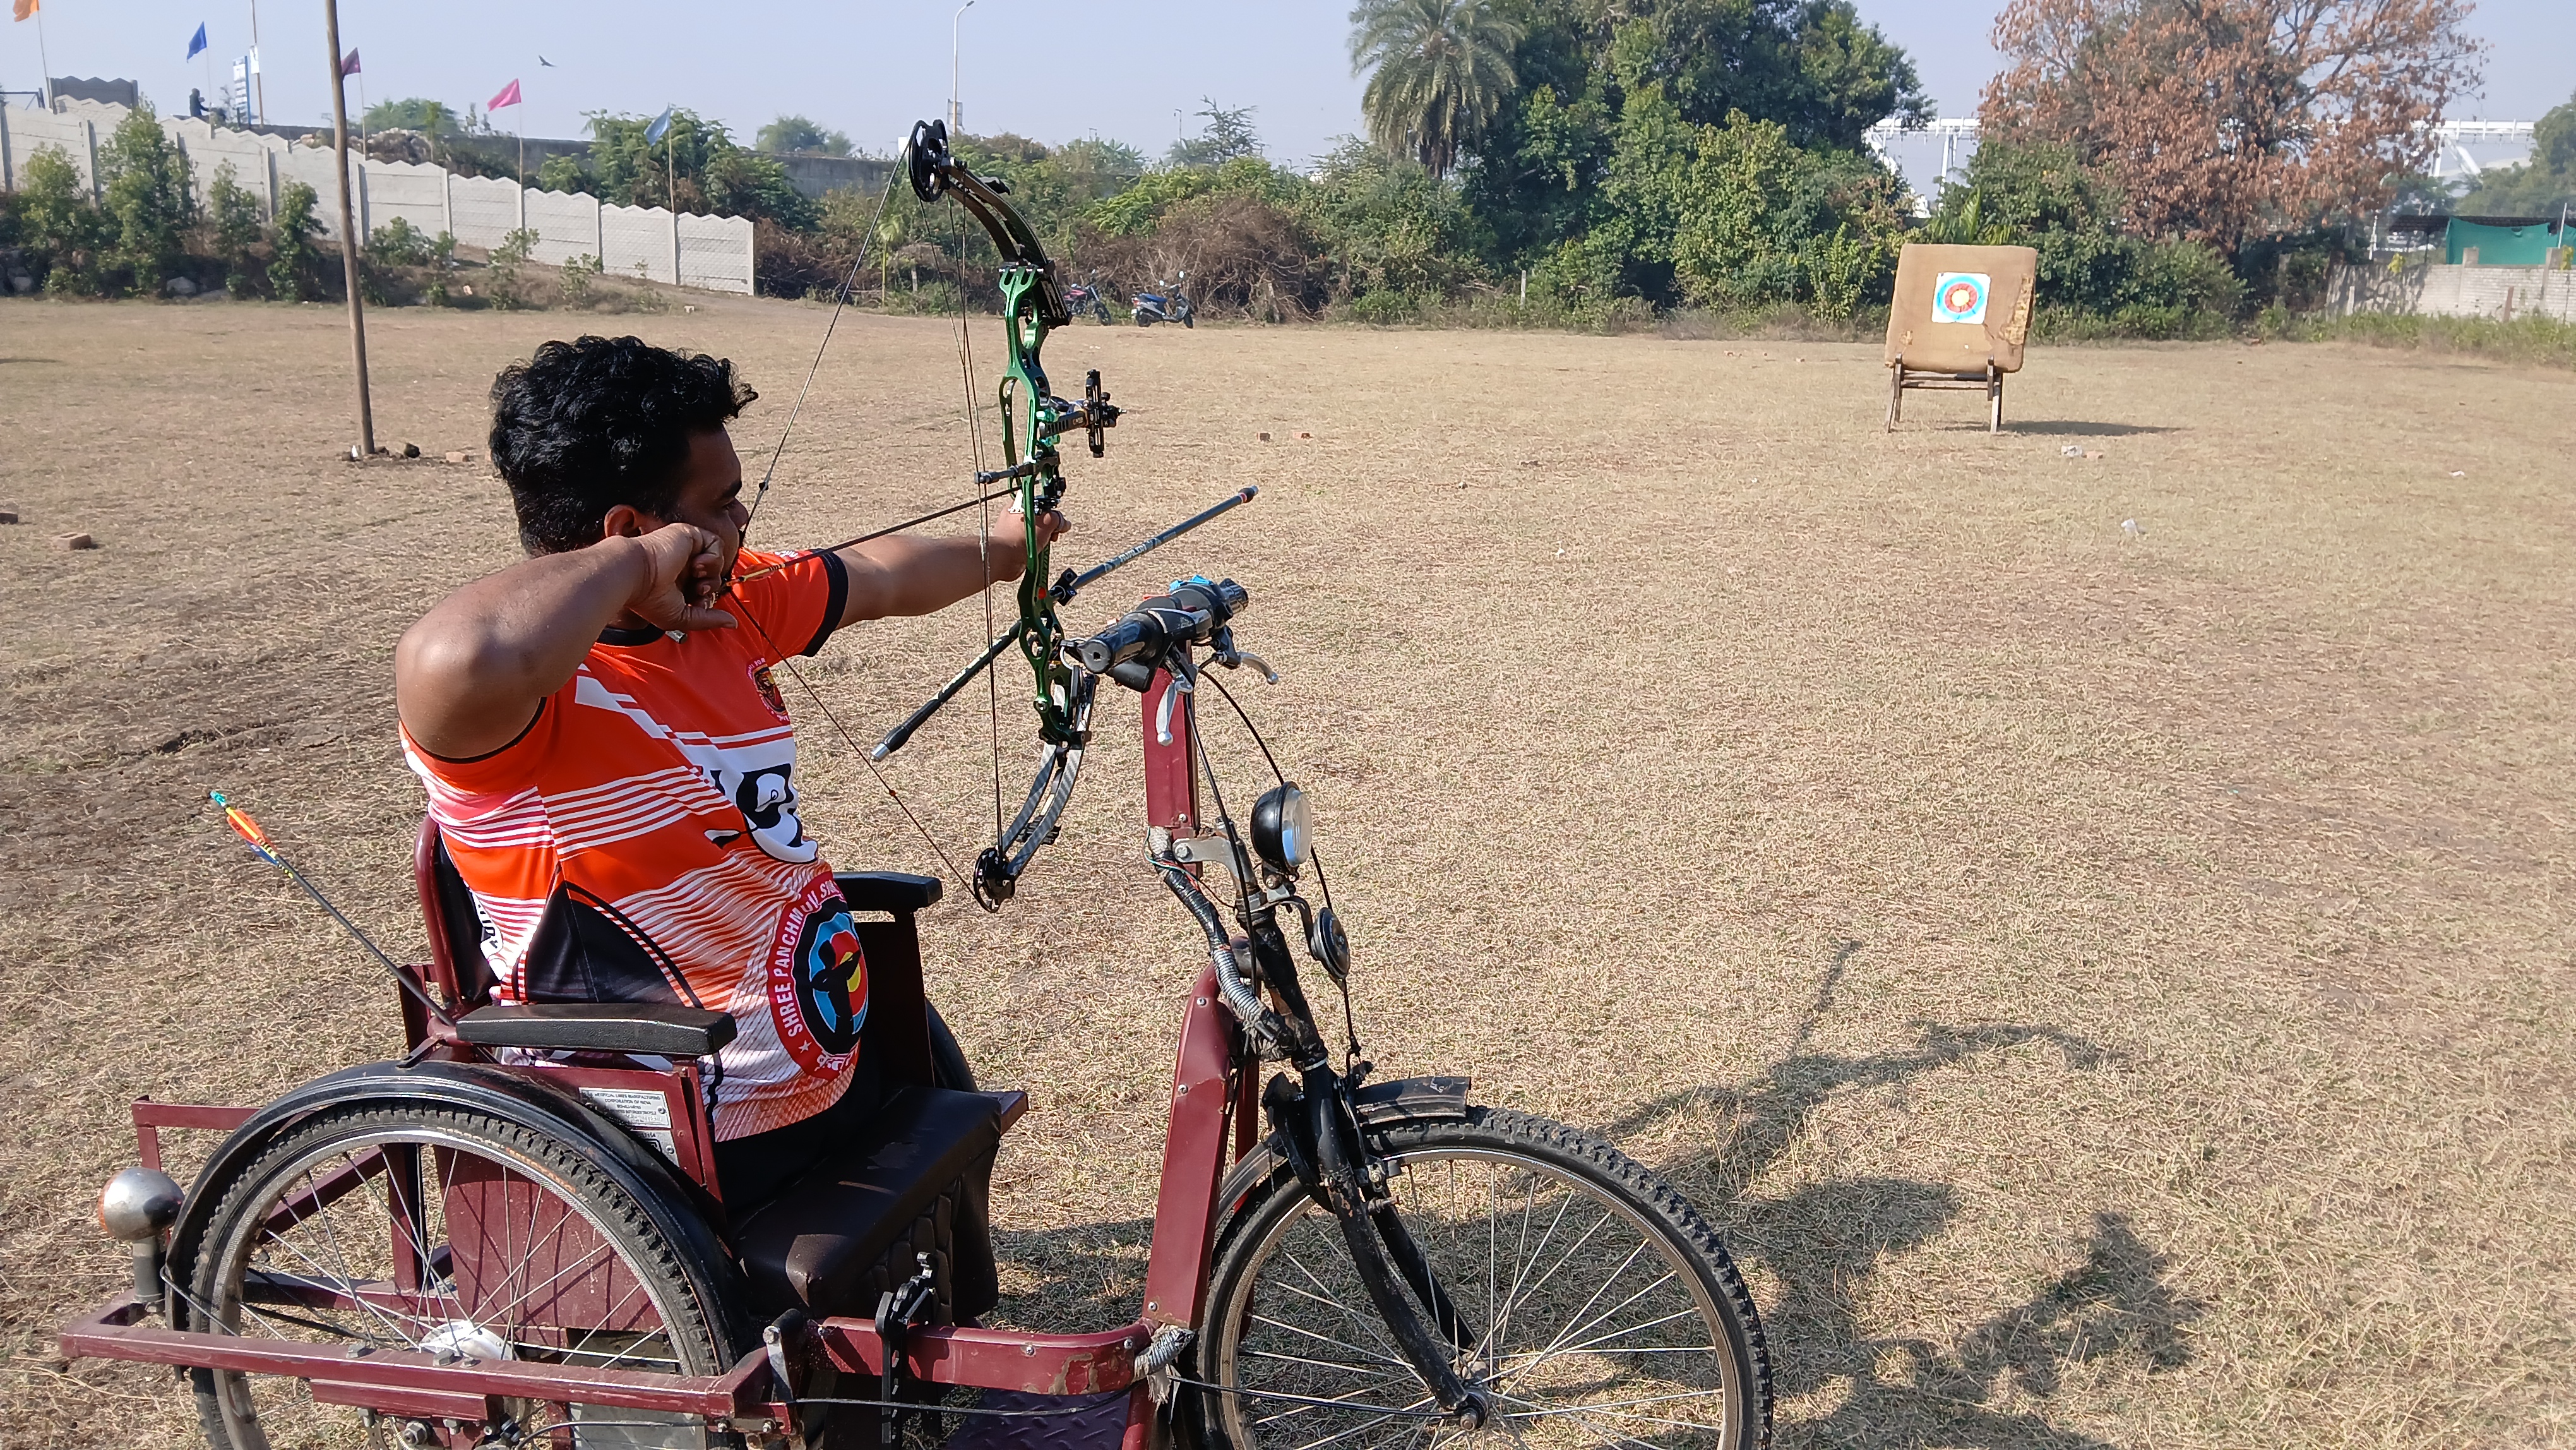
top-left (768, 875), bottom-right (868, 1072)
top-left (750, 662), bottom-right (790, 722)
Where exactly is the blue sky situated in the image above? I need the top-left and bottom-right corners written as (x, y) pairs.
top-left (4, 0), bottom-right (2563, 167)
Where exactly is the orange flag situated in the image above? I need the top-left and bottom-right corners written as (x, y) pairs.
top-left (13, 0), bottom-right (39, 24)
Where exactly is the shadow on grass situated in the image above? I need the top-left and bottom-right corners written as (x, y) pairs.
top-left (984, 947), bottom-right (2197, 1449)
top-left (2005, 420), bottom-right (2180, 436)
top-left (1602, 945), bottom-right (2198, 1447)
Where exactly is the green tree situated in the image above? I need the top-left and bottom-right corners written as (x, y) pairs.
top-left (267, 181), bottom-right (325, 300)
top-left (1166, 100), bottom-right (1264, 168)
top-left (203, 162), bottom-right (265, 296)
top-left (16, 148), bottom-right (110, 295)
top-left (1300, 139), bottom-right (1491, 296)
top-left (1574, 95), bottom-right (1905, 313)
top-left (1349, 0), bottom-right (1523, 177)
top-left (2457, 90), bottom-right (2576, 218)
top-left (1085, 155), bottom-right (1300, 236)
top-left (98, 103), bottom-right (194, 295)
top-left (583, 109), bottom-right (815, 227)
top-left (1464, 0), bottom-right (1928, 274)
top-left (361, 97), bottom-right (458, 135)
top-left (1048, 136), bottom-right (1149, 198)
top-left (1926, 139), bottom-right (2243, 335)
top-left (535, 153), bottom-right (595, 196)
top-left (1633, 0), bottom-right (1927, 151)
top-left (756, 114), bottom-right (852, 156)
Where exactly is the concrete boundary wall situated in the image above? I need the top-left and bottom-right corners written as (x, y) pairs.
top-left (1, 100), bottom-right (755, 294)
top-left (2330, 261), bottom-right (2576, 323)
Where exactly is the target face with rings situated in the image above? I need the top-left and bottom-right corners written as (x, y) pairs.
top-left (1933, 272), bottom-right (1990, 325)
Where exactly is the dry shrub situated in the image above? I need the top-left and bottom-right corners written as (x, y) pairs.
top-left (755, 217), bottom-right (854, 299)
top-left (1078, 195), bottom-right (1330, 321)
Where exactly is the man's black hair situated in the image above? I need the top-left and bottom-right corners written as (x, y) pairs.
top-left (488, 336), bottom-right (758, 554)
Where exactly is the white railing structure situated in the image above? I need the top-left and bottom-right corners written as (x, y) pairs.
top-left (1862, 116), bottom-right (2539, 194)
top-left (1861, 117), bottom-right (1982, 193)
top-left (0, 100), bottom-right (756, 294)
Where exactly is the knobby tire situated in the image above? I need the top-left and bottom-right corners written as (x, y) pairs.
top-left (1196, 1106), bottom-right (1771, 1450)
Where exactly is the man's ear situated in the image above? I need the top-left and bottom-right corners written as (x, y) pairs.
top-left (600, 503), bottom-right (655, 541)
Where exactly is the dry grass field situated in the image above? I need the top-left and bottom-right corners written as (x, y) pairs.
top-left (3, 296), bottom-right (2572, 1449)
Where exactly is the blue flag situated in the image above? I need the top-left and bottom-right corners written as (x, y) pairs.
top-left (644, 105), bottom-right (674, 146)
top-left (187, 23), bottom-right (208, 59)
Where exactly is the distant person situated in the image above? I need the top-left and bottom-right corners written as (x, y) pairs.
top-left (189, 88), bottom-right (205, 120)
top-left (393, 336), bottom-right (1061, 1296)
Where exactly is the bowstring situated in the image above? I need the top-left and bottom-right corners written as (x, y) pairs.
top-left (952, 201), bottom-right (1006, 852)
top-left (734, 605), bottom-right (970, 890)
top-left (714, 166), bottom-right (978, 892)
top-left (739, 174), bottom-right (900, 547)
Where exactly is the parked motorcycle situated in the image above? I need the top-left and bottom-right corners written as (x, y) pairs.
top-left (1061, 273), bottom-right (1117, 325)
top-left (1133, 272), bottom-right (1196, 327)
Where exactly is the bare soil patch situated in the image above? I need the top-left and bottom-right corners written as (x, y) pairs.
top-left (3, 297), bottom-right (2572, 1447)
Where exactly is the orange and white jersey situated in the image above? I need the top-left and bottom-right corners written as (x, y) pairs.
top-left (403, 548), bottom-right (867, 1141)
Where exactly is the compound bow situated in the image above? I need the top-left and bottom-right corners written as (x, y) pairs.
top-left (749, 119), bottom-right (1255, 911)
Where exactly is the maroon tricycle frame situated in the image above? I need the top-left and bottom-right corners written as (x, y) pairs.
top-left (61, 669), bottom-right (1258, 1447)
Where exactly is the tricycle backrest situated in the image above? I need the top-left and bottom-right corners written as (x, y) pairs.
top-left (414, 818), bottom-right (499, 1013)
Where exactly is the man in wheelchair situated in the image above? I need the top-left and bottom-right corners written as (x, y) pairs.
top-left (394, 334), bottom-right (1065, 1303)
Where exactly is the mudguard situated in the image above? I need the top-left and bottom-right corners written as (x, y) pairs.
top-left (161, 1058), bottom-right (751, 1356)
top-left (1213, 1074), bottom-right (1472, 1226)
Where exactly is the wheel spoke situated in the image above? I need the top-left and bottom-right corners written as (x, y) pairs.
top-left (1251, 1312), bottom-right (1414, 1370)
top-left (1493, 1239), bottom-right (1657, 1382)
top-left (1278, 1395), bottom-right (1441, 1450)
top-left (1243, 1346), bottom-right (1412, 1383)
top-left (1493, 1269), bottom-right (1681, 1393)
top-left (1276, 1245), bottom-right (1414, 1369)
top-left (1493, 1384), bottom-right (1738, 1423)
top-left (1493, 1306), bottom-right (1704, 1380)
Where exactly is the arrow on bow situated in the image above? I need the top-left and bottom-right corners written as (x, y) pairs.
top-left (732, 117), bottom-right (1258, 912)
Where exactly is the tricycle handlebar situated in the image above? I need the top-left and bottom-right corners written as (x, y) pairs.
top-left (1076, 578), bottom-right (1248, 674)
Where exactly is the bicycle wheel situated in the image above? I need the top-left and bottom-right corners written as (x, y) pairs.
top-left (1198, 1107), bottom-right (1770, 1450)
top-left (182, 1101), bottom-right (740, 1449)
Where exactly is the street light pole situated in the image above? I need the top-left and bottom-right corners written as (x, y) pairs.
top-left (950, 0), bottom-right (974, 135)
top-left (249, 0), bottom-right (266, 124)
top-left (321, 0), bottom-right (375, 458)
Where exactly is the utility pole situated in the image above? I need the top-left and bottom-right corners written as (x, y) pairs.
top-left (322, 0), bottom-right (376, 458)
top-left (249, 0), bottom-right (266, 124)
top-left (950, 0), bottom-right (973, 135)
top-left (33, 4), bottom-right (52, 108)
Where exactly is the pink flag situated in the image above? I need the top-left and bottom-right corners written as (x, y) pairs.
top-left (338, 49), bottom-right (360, 77)
top-left (489, 78), bottom-right (522, 110)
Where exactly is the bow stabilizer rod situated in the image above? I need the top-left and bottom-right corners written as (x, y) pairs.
top-left (871, 486), bottom-right (1261, 763)
top-left (1048, 486), bottom-right (1258, 604)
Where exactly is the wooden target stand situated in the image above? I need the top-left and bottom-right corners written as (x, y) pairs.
top-left (1885, 359), bottom-right (2005, 433)
top-left (1883, 243), bottom-right (2037, 434)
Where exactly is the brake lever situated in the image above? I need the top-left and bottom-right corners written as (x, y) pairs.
top-left (1222, 649), bottom-right (1279, 684)
top-left (1210, 624), bottom-right (1279, 684)
top-left (1155, 667), bottom-right (1194, 746)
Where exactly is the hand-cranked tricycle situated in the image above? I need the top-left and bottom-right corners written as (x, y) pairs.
top-left (59, 121), bottom-right (1772, 1450)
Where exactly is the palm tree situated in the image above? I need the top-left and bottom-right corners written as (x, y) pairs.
top-left (1349, 0), bottom-right (1522, 179)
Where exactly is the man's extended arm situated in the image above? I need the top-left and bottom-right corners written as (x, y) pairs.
top-left (829, 511), bottom-right (1068, 627)
top-left (397, 525), bottom-right (733, 760)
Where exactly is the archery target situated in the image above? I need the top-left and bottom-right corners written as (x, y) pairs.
top-left (1933, 272), bottom-right (1990, 325)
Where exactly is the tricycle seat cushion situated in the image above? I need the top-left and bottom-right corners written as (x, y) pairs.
top-left (734, 1084), bottom-right (1002, 1319)
top-left (455, 1002), bottom-right (737, 1058)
